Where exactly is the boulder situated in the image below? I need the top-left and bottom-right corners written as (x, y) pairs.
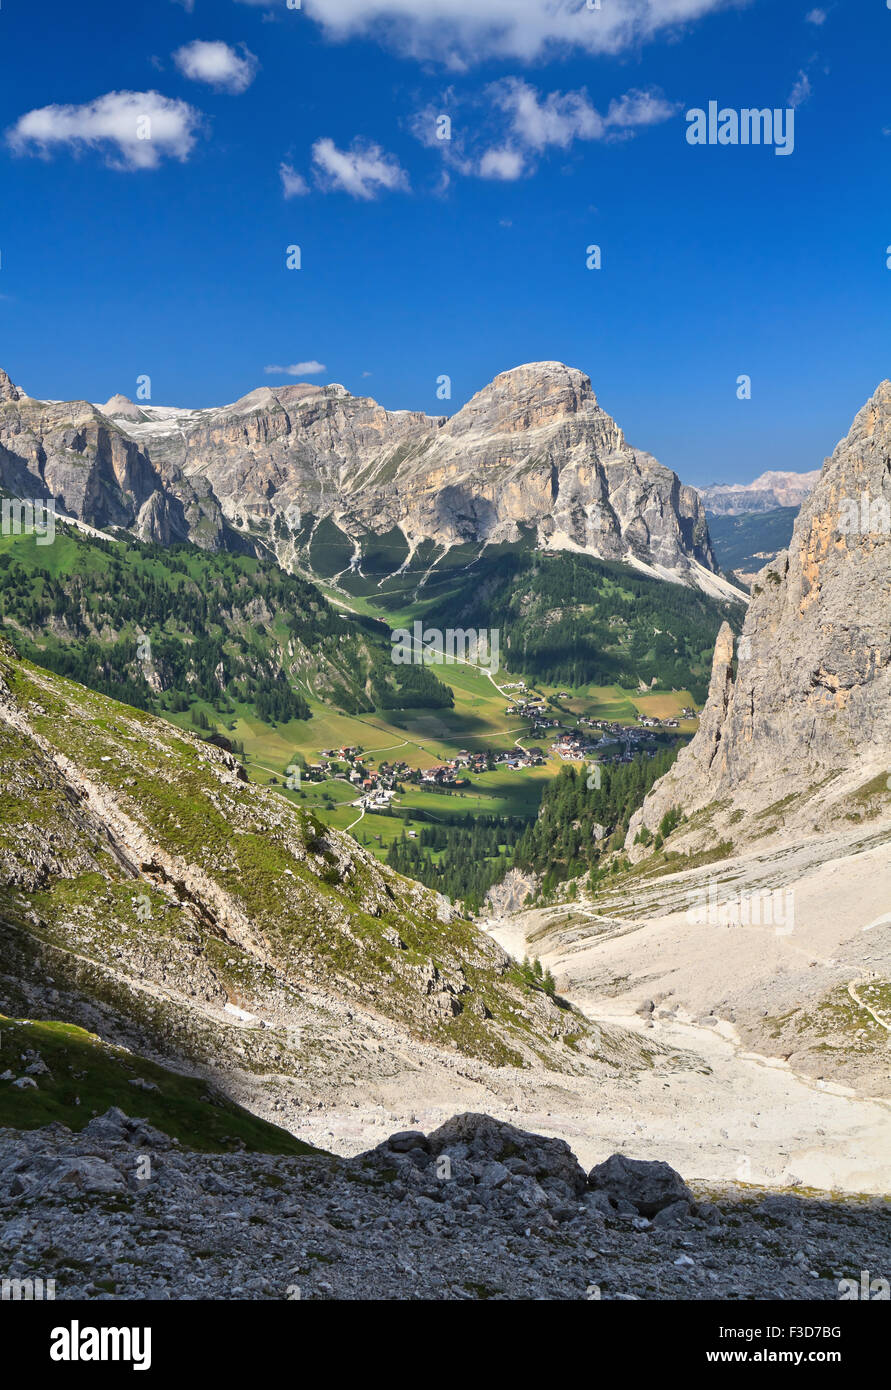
top-left (587, 1153), bottom-right (694, 1216)
top-left (385, 1131), bottom-right (430, 1154)
top-left (425, 1113), bottom-right (588, 1197)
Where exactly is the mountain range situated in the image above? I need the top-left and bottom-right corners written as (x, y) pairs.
top-left (697, 469), bottom-right (821, 515)
top-left (0, 362), bottom-right (744, 605)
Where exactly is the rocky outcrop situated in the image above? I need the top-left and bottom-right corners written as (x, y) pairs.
top-left (3, 1108), bottom-right (887, 1301)
top-left (0, 373), bottom-right (228, 548)
top-left (0, 368), bottom-right (26, 403)
top-left (627, 383), bottom-right (891, 851)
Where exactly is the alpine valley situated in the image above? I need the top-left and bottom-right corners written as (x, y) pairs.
top-left (1, 364), bottom-right (889, 1304)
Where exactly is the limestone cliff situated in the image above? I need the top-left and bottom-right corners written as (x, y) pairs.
top-left (627, 382), bottom-right (891, 853)
top-left (0, 373), bottom-right (228, 548)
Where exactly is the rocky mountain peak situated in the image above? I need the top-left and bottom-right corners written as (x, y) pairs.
top-left (444, 361), bottom-right (599, 439)
top-left (627, 383), bottom-right (891, 852)
top-left (698, 467), bottom-right (822, 515)
top-left (0, 368), bottom-right (26, 403)
top-left (100, 393), bottom-right (147, 420)
top-left (0, 359), bottom-right (736, 598)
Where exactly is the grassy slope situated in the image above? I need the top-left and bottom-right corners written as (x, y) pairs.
top-left (0, 642), bottom-right (611, 1072)
top-left (0, 1016), bottom-right (319, 1154)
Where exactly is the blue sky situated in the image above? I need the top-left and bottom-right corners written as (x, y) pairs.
top-left (0, 0), bottom-right (889, 485)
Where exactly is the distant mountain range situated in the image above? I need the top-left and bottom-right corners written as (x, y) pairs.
top-left (697, 471), bottom-right (822, 587)
top-left (0, 362), bottom-right (745, 604)
top-left (697, 469), bottom-right (820, 515)
top-left (704, 507), bottom-right (799, 586)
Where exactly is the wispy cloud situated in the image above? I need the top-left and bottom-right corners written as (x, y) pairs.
top-left (264, 361), bottom-right (327, 376)
top-left (280, 162), bottom-right (310, 198)
top-left (415, 79), bottom-right (677, 182)
top-left (6, 91), bottom-right (203, 171)
top-left (788, 70), bottom-right (812, 108)
top-left (173, 41), bottom-right (259, 94)
top-left (299, 0), bottom-right (736, 66)
top-left (805, 7), bottom-right (827, 24)
top-left (309, 137), bottom-right (409, 199)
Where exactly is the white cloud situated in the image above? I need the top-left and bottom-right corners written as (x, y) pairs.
top-left (265, 362), bottom-right (327, 376)
top-left (429, 79), bottom-right (676, 182)
top-left (173, 40), bottom-right (259, 94)
top-left (311, 137), bottom-right (409, 199)
top-left (301, 0), bottom-right (738, 66)
top-left (6, 91), bottom-right (203, 171)
top-left (805, 7), bottom-right (826, 24)
top-left (603, 88), bottom-right (677, 129)
top-left (788, 70), bottom-right (812, 108)
top-left (490, 79), bottom-right (604, 150)
top-left (280, 161), bottom-right (310, 197)
top-left (478, 146), bottom-right (527, 181)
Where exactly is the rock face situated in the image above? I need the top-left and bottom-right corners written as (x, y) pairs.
top-left (699, 469), bottom-right (821, 515)
top-left (627, 384), bottom-right (891, 850)
top-left (0, 372), bottom-right (228, 547)
top-left (85, 361), bottom-right (730, 597)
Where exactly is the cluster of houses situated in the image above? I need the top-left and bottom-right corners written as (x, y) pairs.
top-left (552, 719), bottom-right (663, 764)
top-left (303, 747), bottom-right (411, 807)
top-left (505, 697), bottom-right (546, 717)
top-left (504, 689), bottom-right (563, 737)
top-left (297, 694), bottom-right (698, 808)
top-left (418, 745), bottom-right (546, 787)
top-left (552, 732), bottom-right (601, 762)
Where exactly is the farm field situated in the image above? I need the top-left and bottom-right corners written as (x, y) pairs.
top-left (183, 647), bottom-right (697, 867)
top-left (229, 672), bottom-right (694, 778)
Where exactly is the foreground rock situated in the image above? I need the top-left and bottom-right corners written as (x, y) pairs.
top-left (587, 1153), bottom-right (695, 1216)
top-left (1, 1110), bottom-right (888, 1301)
